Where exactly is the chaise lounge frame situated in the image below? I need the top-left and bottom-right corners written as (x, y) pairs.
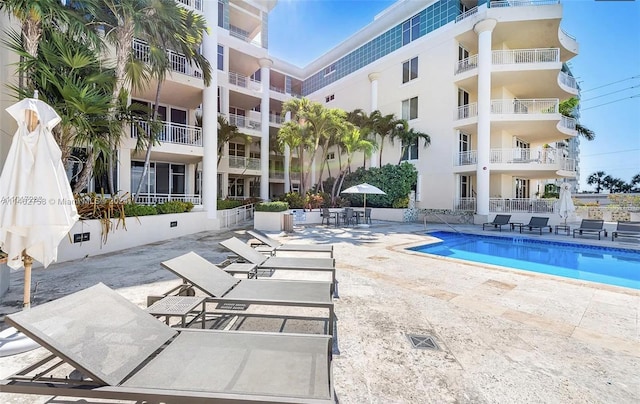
top-left (515, 216), bottom-right (552, 235)
top-left (482, 214), bottom-right (512, 232)
top-left (0, 283), bottom-right (336, 403)
top-left (611, 221), bottom-right (640, 241)
top-left (573, 219), bottom-right (607, 240)
top-left (160, 251), bottom-right (335, 336)
top-left (247, 229), bottom-right (334, 257)
top-left (220, 237), bottom-right (337, 294)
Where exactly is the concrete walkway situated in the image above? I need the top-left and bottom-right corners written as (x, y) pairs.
top-left (1, 221), bottom-right (639, 403)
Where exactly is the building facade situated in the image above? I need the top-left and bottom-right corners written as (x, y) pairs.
top-left (0, 0), bottom-right (580, 225)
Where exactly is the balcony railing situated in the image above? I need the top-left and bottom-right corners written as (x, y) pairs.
top-left (228, 71), bottom-right (261, 91)
top-left (455, 103), bottom-right (478, 120)
top-left (454, 197), bottom-right (476, 211)
top-left (136, 193), bottom-right (201, 206)
top-left (454, 148), bottom-right (577, 169)
top-left (491, 98), bottom-right (558, 114)
top-left (492, 48), bottom-right (559, 64)
top-left (229, 113), bottom-right (261, 131)
top-left (229, 24), bottom-right (261, 47)
top-left (132, 39), bottom-right (202, 78)
top-left (489, 198), bottom-right (556, 213)
top-left (270, 85), bottom-right (285, 94)
top-left (455, 55), bottom-right (478, 74)
top-left (560, 115), bottom-right (576, 131)
top-left (490, 0), bottom-right (559, 8)
top-left (558, 71), bottom-right (579, 91)
top-left (175, 0), bottom-right (202, 12)
top-left (455, 6), bottom-right (478, 23)
top-left (131, 120), bottom-right (202, 146)
top-left (269, 114), bottom-right (284, 124)
top-left (228, 156), bottom-right (261, 170)
top-left (269, 170), bottom-right (285, 179)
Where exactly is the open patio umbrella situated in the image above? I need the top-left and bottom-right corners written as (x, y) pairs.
top-left (557, 182), bottom-right (576, 225)
top-left (0, 95), bottom-right (79, 309)
top-left (341, 182), bottom-right (386, 212)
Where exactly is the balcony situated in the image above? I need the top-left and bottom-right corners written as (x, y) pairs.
top-left (489, 198), bottom-right (556, 213)
top-left (454, 147), bottom-right (576, 172)
top-left (492, 48), bottom-right (559, 65)
top-left (228, 71), bottom-right (261, 92)
top-left (228, 156), bottom-right (261, 171)
top-left (175, 0), bottom-right (202, 12)
top-left (490, 98), bottom-right (558, 114)
top-left (229, 113), bottom-right (261, 131)
top-left (558, 71), bottom-right (579, 95)
top-left (269, 113), bottom-right (284, 125)
top-left (132, 39), bottom-right (202, 79)
top-left (229, 24), bottom-right (262, 47)
top-left (489, 0), bottom-right (560, 8)
top-left (131, 120), bottom-right (202, 147)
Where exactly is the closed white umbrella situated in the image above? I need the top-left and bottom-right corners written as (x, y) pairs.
top-left (0, 96), bottom-right (79, 309)
top-left (557, 182), bottom-right (576, 225)
top-left (341, 183), bottom-right (386, 222)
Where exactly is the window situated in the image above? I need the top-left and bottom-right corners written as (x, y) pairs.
top-left (460, 175), bottom-right (471, 198)
top-left (327, 152), bottom-right (335, 160)
top-left (402, 15), bottom-right (420, 46)
top-left (402, 57), bottom-right (418, 84)
top-left (325, 94), bottom-right (335, 103)
top-left (218, 1), bottom-right (224, 27)
top-left (217, 45), bottom-right (223, 71)
top-left (401, 97), bottom-right (418, 120)
top-left (515, 178), bottom-right (530, 198)
top-left (229, 142), bottom-right (245, 157)
top-left (324, 63), bottom-right (336, 76)
top-left (401, 138), bottom-right (418, 161)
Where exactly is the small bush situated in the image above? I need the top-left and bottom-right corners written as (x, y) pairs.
top-left (392, 197), bottom-right (409, 208)
top-left (255, 201), bottom-right (289, 212)
top-left (217, 199), bottom-right (243, 210)
top-left (156, 200), bottom-right (192, 214)
top-left (124, 203), bottom-right (158, 217)
top-left (281, 192), bottom-right (305, 209)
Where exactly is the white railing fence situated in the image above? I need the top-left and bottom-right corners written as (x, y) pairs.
top-left (489, 198), bottom-right (556, 213)
top-left (219, 203), bottom-right (255, 229)
top-left (492, 48), bottom-right (559, 64)
top-left (490, 0), bottom-right (559, 8)
top-left (558, 71), bottom-right (578, 91)
top-left (175, 0), bottom-right (202, 11)
top-left (229, 113), bottom-right (261, 131)
top-left (455, 102), bottom-right (478, 120)
top-left (131, 120), bottom-right (202, 146)
top-left (228, 155), bottom-right (261, 170)
top-left (491, 98), bottom-right (558, 114)
top-left (132, 39), bottom-right (202, 78)
top-left (454, 197), bottom-right (476, 211)
top-left (136, 193), bottom-right (201, 205)
top-left (455, 54), bottom-right (479, 74)
top-left (455, 7), bottom-right (478, 23)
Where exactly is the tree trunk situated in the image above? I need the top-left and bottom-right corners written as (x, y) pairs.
top-left (73, 149), bottom-right (95, 194)
top-left (134, 80), bottom-right (163, 202)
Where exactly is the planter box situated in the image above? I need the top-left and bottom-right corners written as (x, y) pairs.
top-left (55, 211), bottom-right (210, 265)
top-left (254, 211), bottom-right (286, 231)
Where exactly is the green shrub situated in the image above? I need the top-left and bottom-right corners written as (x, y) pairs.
top-left (255, 201), bottom-right (289, 212)
top-left (392, 197), bottom-right (409, 208)
top-left (156, 200), bottom-right (192, 214)
top-left (217, 199), bottom-right (243, 210)
top-left (123, 203), bottom-right (158, 217)
top-left (281, 192), bottom-right (305, 209)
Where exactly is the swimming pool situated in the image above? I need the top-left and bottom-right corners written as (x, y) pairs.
top-left (409, 231), bottom-right (640, 290)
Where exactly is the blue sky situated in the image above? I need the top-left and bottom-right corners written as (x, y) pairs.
top-left (268, 0), bottom-right (640, 192)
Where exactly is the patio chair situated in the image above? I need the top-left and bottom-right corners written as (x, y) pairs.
top-left (160, 252), bottom-right (335, 336)
top-left (0, 283), bottom-right (336, 403)
top-left (611, 221), bottom-right (640, 241)
top-left (321, 207), bottom-right (338, 226)
top-left (364, 208), bottom-right (372, 225)
top-left (482, 214), bottom-right (512, 231)
top-left (247, 229), bottom-right (334, 257)
top-left (341, 207), bottom-right (356, 226)
top-left (220, 237), bottom-right (336, 293)
top-left (573, 219), bottom-right (607, 240)
top-left (515, 216), bottom-right (552, 235)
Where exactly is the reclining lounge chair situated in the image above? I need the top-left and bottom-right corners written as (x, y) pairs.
top-left (220, 237), bottom-right (336, 293)
top-left (0, 283), bottom-right (336, 403)
top-left (482, 214), bottom-right (512, 231)
top-left (160, 251), bottom-right (335, 336)
top-left (515, 216), bottom-right (552, 235)
top-left (611, 221), bottom-right (640, 241)
top-left (573, 219), bottom-right (607, 240)
top-left (247, 229), bottom-right (334, 257)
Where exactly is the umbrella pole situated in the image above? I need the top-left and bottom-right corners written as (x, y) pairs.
top-left (22, 251), bottom-right (32, 309)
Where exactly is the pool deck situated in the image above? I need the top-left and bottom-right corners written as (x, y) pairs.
top-left (1, 220), bottom-right (639, 403)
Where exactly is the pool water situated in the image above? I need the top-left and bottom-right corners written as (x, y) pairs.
top-left (409, 231), bottom-right (640, 290)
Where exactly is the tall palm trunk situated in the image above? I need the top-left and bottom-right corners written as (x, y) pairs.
top-left (133, 80), bottom-right (163, 202)
top-left (73, 149), bottom-right (95, 194)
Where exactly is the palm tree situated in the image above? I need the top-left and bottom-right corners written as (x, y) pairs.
top-left (216, 114), bottom-right (248, 165)
top-left (0, 0), bottom-right (93, 91)
top-left (559, 97), bottom-right (595, 141)
top-left (133, 5), bottom-right (212, 201)
top-left (371, 112), bottom-right (406, 167)
top-left (5, 20), bottom-right (115, 193)
top-left (391, 127), bottom-right (431, 164)
top-left (631, 173), bottom-right (640, 192)
top-left (587, 171), bottom-right (606, 193)
top-left (331, 125), bottom-right (375, 204)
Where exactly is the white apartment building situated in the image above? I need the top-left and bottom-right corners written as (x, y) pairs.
top-left (0, 0), bottom-right (580, 225)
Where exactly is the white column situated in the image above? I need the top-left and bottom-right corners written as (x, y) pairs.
top-left (259, 58), bottom-right (272, 201)
top-left (284, 111), bottom-right (291, 192)
top-left (473, 19), bottom-right (497, 217)
top-left (368, 72), bottom-right (379, 168)
top-left (201, 1), bottom-right (219, 218)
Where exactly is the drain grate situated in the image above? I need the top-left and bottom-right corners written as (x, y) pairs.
top-left (407, 334), bottom-right (439, 350)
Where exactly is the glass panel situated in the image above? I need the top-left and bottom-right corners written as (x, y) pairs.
top-left (410, 57), bottom-right (418, 80)
top-left (402, 60), bottom-right (409, 83)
